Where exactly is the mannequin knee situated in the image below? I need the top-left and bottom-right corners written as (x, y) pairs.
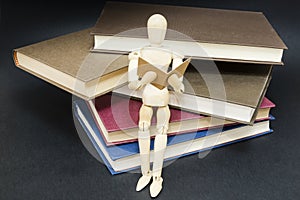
top-left (138, 121), bottom-right (151, 139)
top-left (156, 124), bottom-right (169, 135)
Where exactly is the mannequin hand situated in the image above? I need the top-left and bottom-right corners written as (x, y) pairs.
top-left (167, 74), bottom-right (184, 94)
top-left (173, 82), bottom-right (185, 94)
top-left (128, 80), bottom-right (144, 90)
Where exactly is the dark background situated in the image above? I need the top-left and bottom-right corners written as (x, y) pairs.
top-left (0, 0), bottom-right (299, 199)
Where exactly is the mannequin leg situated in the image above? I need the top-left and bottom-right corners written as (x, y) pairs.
top-left (136, 104), bottom-right (153, 191)
top-left (150, 106), bottom-right (170, 197)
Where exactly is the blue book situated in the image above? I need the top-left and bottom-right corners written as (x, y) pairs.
top-left (73, 100), bottom-right (273, 175)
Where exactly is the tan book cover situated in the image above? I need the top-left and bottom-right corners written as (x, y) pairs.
top-left (183, 61), bottom-right (273, 123)
top-left (92, 1), bottom-right (287, 49)
top-left (13, 28), bottom-right (129, 100)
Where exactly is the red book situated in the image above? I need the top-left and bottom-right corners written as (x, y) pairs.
top-left (88, 93), bottom-right (274, 145)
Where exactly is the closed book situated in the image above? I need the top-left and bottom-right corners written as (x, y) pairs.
top-left (13, 27), bottom-right (273, 124)
top-left (74, 99), bottom-right (273, 174)
top-left (97, 117), bottom-right (274, 161)
top-left (13, 28), bottom-right (129, 100)
top-left (75, 93), bottom-right (274, 145)
top-left (115, 60), bottom-right (273, 124)
top-left (91, 1), bottom-right (287, 64)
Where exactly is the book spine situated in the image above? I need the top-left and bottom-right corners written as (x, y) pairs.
top-left (13, 50), bottom-right (20, 67)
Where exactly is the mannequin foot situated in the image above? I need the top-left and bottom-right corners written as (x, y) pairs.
top-left (136, 172), bottom-right (152, 192)
top-left (150, 177), bottom-right (163, 197)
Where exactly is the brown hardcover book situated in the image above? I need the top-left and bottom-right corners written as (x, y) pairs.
top-left (13, 28), bottom-right (272, 124)
top-left (91, 1), bottom-right (287, 64)
top-left (13, 28), bottom-right (129, 100)
top-left (115, 60), bottom-right (273, 124)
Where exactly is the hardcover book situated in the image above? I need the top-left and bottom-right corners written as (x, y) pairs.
top-left (91, 1), bottom-right (287, 64)
top-left (74, 99), bottom-right (273, 174)
top-left (13, 27), bottom-right (273, 124)
top-left (13, 29), bottom-right (129, 100)
top-left (77, 93), bottom-right (275, 145)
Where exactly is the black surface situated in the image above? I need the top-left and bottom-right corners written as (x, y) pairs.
top-left (1, 0), bottom-right (299, 199)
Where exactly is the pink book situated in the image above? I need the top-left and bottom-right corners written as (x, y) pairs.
top-left (94, 94), bottom-right (275, 133)
top-left (260, 97), bottom-right (276, 109)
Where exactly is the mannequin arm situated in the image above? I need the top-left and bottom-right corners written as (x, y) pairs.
top-left (140, 71), bottom-right (157, 85)
top-left (128, 51), bottom-right (140, 82)
top-left (128, 71), bottom-right (157, 90)
top-left (168, 74), bottom-right (184, 93)
top-left (172, 57), bottom-right (183, 70)
top-left (169, 53), bottom-right (185, 93)
top-left (172, 54), bottom-right (184, 82)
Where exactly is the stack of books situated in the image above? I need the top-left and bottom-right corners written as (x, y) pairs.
top-left (13, 2), bottom-right (286, 175)
top-left (73, 93), bottom-right (275, 174)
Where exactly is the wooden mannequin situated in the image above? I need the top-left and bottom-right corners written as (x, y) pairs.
top-left (127, 14), bottom-right (185, 197)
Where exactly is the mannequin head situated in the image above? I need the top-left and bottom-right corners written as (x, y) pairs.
top-left (147, 14), bottom-right (167, 47)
